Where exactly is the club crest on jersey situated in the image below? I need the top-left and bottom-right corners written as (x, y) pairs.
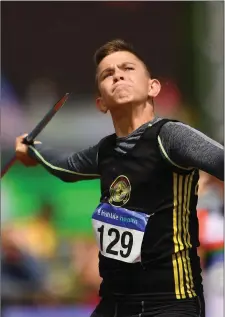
top-left (109, 175), bottom-right (131, 206)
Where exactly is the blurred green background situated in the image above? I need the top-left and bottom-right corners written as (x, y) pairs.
top-left (2, 163), bottom-right (100, 235)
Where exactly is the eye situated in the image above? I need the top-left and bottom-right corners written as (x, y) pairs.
top-left (103, 73), bottom-right (110, 79)
top-left (125, 66), bottom-right (134, 71)
top-left (103, 71), bottom-right (113, 79)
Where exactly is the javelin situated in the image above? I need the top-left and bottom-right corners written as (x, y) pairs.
top-left (1, 93), bottom-right (71, 178)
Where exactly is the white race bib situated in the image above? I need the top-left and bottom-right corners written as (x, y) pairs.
top-left (92, 203), bottom-right (149, 263)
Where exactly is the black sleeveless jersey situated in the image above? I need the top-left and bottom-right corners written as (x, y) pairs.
top-left (97, 119), bottom-right (203, 300)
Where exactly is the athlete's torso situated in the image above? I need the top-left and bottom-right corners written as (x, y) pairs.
top-left (92, 119), bottom-right (203, 300)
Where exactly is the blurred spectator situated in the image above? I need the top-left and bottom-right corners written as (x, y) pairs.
top-left (197, 171), bottom-right (224, 317)
top-left (70, 236), bottom-right (101, 305)
top-left (2, 226), bottom-right (45, 303)
top-left (1, 201), bottom-right (58, 304)
top-left (14, 201), bottom-right (57, 260)
top-left (1, 76), bottom-right (25, 150)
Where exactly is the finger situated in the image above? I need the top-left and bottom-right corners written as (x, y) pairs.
top-left (17, 133), bottom-right (28, 139)
top-left (16, 134), bottom-right (28, 143)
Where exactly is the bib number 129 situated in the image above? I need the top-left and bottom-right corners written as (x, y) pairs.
top-left (97, 225), bottom-right (133, 258)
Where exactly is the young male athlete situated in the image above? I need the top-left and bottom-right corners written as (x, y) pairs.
top-left (15, 40), bottom-right (224, 317)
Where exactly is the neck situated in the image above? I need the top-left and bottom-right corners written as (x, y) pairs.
top-left (110, 102), bottom-right (155, 137)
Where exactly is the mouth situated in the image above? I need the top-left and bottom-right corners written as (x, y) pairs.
top-left (112, 83), bottom-right (131, 93)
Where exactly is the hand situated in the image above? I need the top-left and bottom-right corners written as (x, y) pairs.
top-left (15, 134), bottom-right (41, 167)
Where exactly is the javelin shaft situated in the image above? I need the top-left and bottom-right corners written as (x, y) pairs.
top-left (24, 93), bottom-right (70, 145)
top-left (1, 93), bottom-right (70, 178)
top-left (1, 157), bottom-right (17, 178)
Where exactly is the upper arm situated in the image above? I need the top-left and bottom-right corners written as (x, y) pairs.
top-left (158, 122), bottom-right (224, 181)
top-left (67, 145), bottom-right (100, 177)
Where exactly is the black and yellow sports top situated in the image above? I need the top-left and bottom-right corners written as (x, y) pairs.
top-left (97, 119), bottom-right (202, 300)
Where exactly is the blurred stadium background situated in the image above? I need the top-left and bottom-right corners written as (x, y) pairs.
top-left (1, 2), bottom-right (224, 317)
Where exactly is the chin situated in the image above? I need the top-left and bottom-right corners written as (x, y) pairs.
top-left (113, 95), bottom-right (134, 106)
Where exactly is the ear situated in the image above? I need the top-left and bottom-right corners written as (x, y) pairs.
top-left (148, 79), bottom-right (161, 98)
top-left (96, 97), bottom-right (108, 114)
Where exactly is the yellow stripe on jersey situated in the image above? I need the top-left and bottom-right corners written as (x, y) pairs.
top-left (181, 250), bottom-right (193, 298)
top-left (185, 171), bottom-right (196, 296)
top-left (178, 175), bottom-right (184, 251)
top-left (173, 173), bottom-right (179, 253)
top-left (186, 249), bottom-right (196, 297)
top-left (177, 175), bottom-right (185, 298)
top-left (173, 173), bottom-right (184, 298)
top-left (177, 251), bottom-right (185, 298)
top-left (182, 173), bottom-right (194, 298)
top-left (172, 254), bottom-right (180, 299)
top-left (183, 174), bottom-right (190, 247)
top-left (172, 172), bottom-right (196, 299)
top-left (186, 172), bottom-right (194, 247)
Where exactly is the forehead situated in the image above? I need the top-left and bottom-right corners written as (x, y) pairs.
top-left (98, 51), bottom-right (143, 71)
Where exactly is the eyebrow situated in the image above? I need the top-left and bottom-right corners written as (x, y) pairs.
top-left (99, 62), bottom-right (136, 80)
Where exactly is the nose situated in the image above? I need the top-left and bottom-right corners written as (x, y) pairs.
top-left (113, 69), bottom-right (125, 83)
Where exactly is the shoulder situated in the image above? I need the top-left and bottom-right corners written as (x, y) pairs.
top-left (150, 117), bottom-right (191, 134)
top-left (156, 120), bottom-right (196, 171)
top-left (97, 133), bottom-right (116, 148)
top-left (160, 120), bottom-right (191, 134)
top-left (158, 120), bottom-right (201, 144)
top-left (160, 121), bottom-right (224, 148)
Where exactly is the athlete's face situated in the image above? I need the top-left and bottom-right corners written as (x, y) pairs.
top-left (96, 51), bottom-right (161, 113)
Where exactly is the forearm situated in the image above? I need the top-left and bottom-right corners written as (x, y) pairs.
top-left (28, 144), bottom-right (100, 182)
